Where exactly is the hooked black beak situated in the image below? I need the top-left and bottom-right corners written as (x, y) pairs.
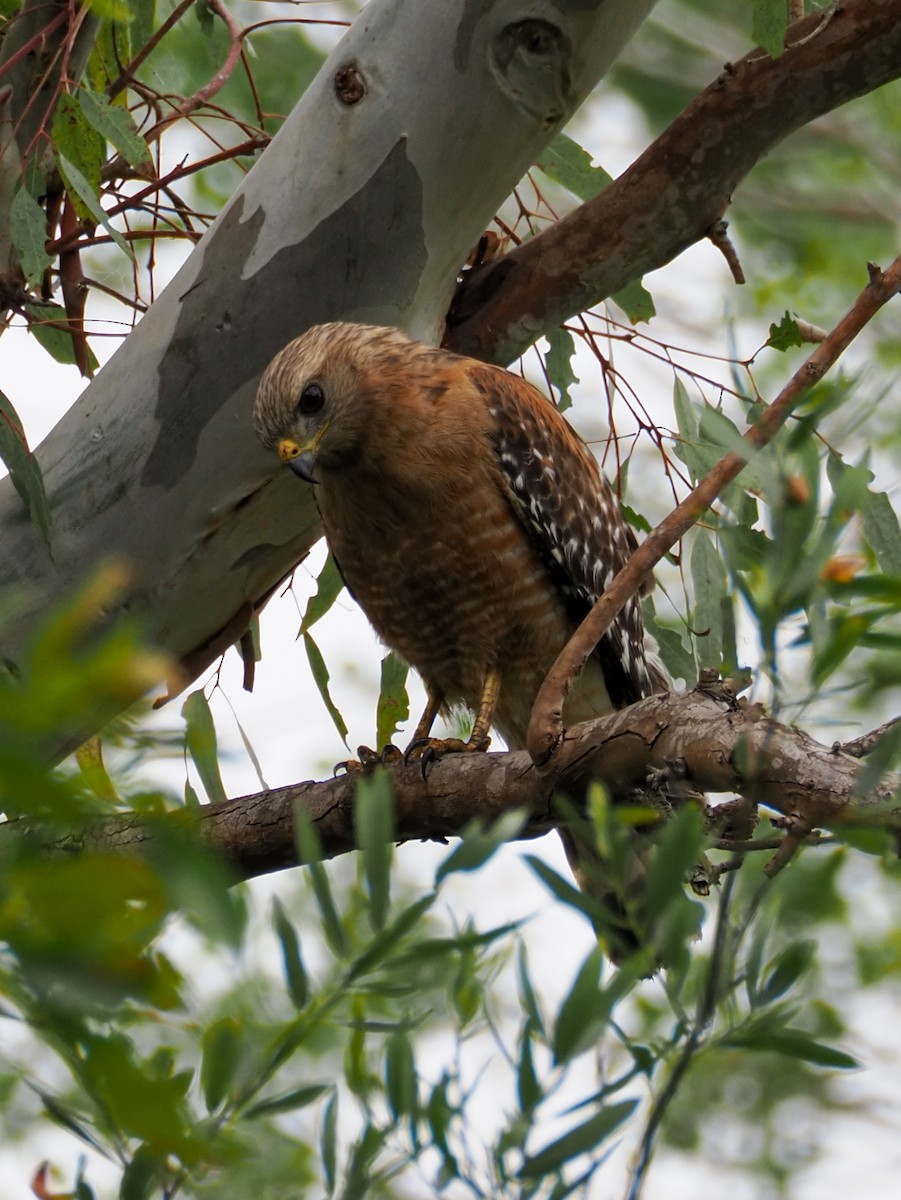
top-left (287, 450), bottom-right (318, 484)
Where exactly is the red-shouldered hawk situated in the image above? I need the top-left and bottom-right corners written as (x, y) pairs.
top-left (254, 323), bottom-right (668, 951)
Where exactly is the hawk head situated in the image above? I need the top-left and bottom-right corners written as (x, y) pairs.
top-left (253, 322), bottom-right (415, 481)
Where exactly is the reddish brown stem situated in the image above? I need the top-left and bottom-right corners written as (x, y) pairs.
top-left (0, 8), bottom-right (68, 80)
top-left (144, 0), bottom-right (244, 140)
top-left (107, 0), bottom-right (198, 100)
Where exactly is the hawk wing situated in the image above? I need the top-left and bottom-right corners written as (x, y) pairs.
top-left (472, 363), bottom-right (666, 708)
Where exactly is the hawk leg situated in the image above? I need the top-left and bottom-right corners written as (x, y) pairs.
top-left (405, 669), bottom-right (500, 774)
top-left (334, 687), bottom-right (445, 775)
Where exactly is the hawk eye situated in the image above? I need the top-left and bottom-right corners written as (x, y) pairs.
top-left (297, 382), bottom-right (325, 415)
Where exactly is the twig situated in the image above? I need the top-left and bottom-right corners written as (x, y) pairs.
top-left (144, 0), bottom-right (244, 140)
top-left (839, 716), bottom-right (901, 759)
top-left (526, 254), bottom-right (901, 766)
top-left (707, 219), bottom-right (745, 284)
top-left (45, 139), bottom-right (268, 255)
top-left (763, 815), bottom-right (813, 877)
top-left (625, 870), bottom-right (737, 1200)
top-left (0, 9), bottom-right (69, 81)
top-left (713, 831), bottom-right (829, 853)
top-left (107, 0), bottom-right (198, 100)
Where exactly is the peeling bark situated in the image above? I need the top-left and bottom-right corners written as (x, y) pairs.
top-left (32, 688), bottom-right (900, 883)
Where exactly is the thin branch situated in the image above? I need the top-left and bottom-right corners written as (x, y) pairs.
top-left (626, 870), bottom-right (737, 1200)
top-left (0, 8), bottom-right (68, 81)
top-left (706, 219), bottom-right (745, 285)
top-left (840, 716), bottom-right (901, 759)
top-left (525, 254), bottom-right (901, 766)
top-left (144, 0), bottom-right (245, 140)
top-left (107, 0), bottom-right (197, 100)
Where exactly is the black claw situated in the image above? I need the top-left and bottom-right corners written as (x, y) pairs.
top-left (403, 737), bottom-right (429, 766)
top-left (334, 744), bottom-right (403, 777)
top-left (420, 747), bottom-right (438, 780)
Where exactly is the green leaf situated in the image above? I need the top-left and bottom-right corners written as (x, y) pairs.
top-left (861, 489), bottom-right (901, 576)
top-left (180, 689), bottom-right (227, 804)
top-left (385, 1029), bottom-right (417, 1119)
top-left (58, 153), bottom-right (132, 259)
top-left (723, 1029), bottom-right (858, 1069)
top-left (435, 810), bottom-right (525, 883)
top-left (37, 1089), bottom-right (111, 1157)
top-left (303, 631), bottom-right (349, 746)
top-left (346, 894), bottom-right (434, 983)
top-left (10, 186), bottom-right (52, 285)
top-left (200, 1017), bottom-right (241, 1112)
top-left (53, 93), bottom-right (104, 220)
top-left (272, 897), bottom-right (310, 1008)
top-left (517, 1024), bottom-right (541, 1114)
top-left (355, 771), bottom-right (394, 932)
top-left (75, 736), bottom-right (120, 803)
top-left (691, 529), bottom-right (726, 670)
top-left (78, 87), bottom-right (153, 172)
top-left (299, 553), bottom-right (344, 634)
top-left (376, 651), bottom-right (409, 751)
top-left (520, 1100), bottom-right (637, 1178)
top-left (536, 133), bottom-right (613, 200)
top-left (767, 311), bottom-right (804, 351)
top-left (344, 1123), bottom-right (389, 1199)
top-left (643, 806), bottom-right (704, 919)
top-left (84, 0), bottom-right (134, 20)
top-left (0, 387), bottom-right (52, 545)
top-left (752, 0), bottom-right (789, 58)
top-left (344, 999), bottom-right (369, 1097)
top-left (321, 1089), bottom-right (338, 1194)
top-left (552, 945), bottom-right (605, 1064)
top-left (545, 325), bottom-right (579, 411)
top-left (427, 1075), bottom-right (455, 1157)
top-left (672, 378), bottom-right (704, 483)
top-left (760, 939), bottom-right (816, 1005)
top-left (392, 920), bottom-right (524, 966)
top-left (525, 854), bottom-right (607, 929)
top-left (643, 606), bottom-right (696, 687)
top-left (517, 941), bottom-right (546, 1037)
top-left (609, 276), bottom-right (656, 325)
top-left (245, 1083), bottom-right (330, 1118)
top-left (294, 811), bottom-right (349, 958)
top-left (119, 1145), bottom-right (162, 1200)
top-left (24, 301), bottom-right (100, 372)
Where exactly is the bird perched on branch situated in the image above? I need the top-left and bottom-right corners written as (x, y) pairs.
top-left (254, 322), bottom-right (669, 956)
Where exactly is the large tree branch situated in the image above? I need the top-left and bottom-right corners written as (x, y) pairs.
top-left (446, 0), bottom-right (901, 363)
top-left (36, 687), bottom-right (900, 882)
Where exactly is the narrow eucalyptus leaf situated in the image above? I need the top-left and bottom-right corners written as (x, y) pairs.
top-left (272, 898), bottom-right (310, 1008)
top-left (355, 771), bottom-right (394, 931)
top-left (520, 1100), bottom-right (637, 1178)
top-left (180, 690), bottom-right (227, 804)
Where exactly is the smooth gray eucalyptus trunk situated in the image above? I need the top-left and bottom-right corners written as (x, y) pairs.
top-left (0, 0), bottom-right (657, 734)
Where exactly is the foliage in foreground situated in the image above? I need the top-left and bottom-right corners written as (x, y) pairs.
top-left (1, 581), bottom-right (900, 1200)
